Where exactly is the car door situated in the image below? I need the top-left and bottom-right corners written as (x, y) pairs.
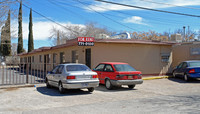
top-left (48, 66), bottom-right (59, 86)
top-left (101, 64), bottom-right (115, 81)
top-left (174, 62), bottom-right (183, 76)
top-left (54, 65), bottom-right (64, 84)
top-left (179, 62), bottom-right (188, 76)
top-left (94, 64), bottom-right (105, 84)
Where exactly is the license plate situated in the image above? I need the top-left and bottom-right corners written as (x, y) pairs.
top-left (128, 76), bottom-right (133, 79)
top-left (82, 83), bottom-right (88, 87)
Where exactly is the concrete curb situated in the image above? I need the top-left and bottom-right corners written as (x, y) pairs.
top-left (0, 76), bottom-right (172, 89)
top-left (142, 75), bottom-right (173, 80)
top-left (0, 84), bottom-right (35, 89)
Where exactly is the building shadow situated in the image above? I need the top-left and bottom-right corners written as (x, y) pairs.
top-left (36, 86), bottom-right (92, 96)
top-left (168, 77), bottom-right (200, 84)
top-left (95, 84), bottom-right (137, 92)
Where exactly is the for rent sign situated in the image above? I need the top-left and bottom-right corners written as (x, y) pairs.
top-left (78, 37), bottom-right (94, 46)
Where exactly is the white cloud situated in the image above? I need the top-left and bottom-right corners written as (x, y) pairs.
top-left (86, 0), bottom-right (200, 12)
top-left (11, 21), bottom-right (85, 40)
top-left (123, 16), bottom-right (147, 25)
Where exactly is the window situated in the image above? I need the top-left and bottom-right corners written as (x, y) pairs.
top-left (24, 57), bottom-right (27, 63)
top-left (66, 65), bottom-right (91, 72)
top-left (57, 65), bottom-right (64, 74)
top-left (114, 64), bottom-right (136, 71)
top-left (182, 62), bottom-right (187, 68)
top-left (188, 62), bottom-right (200, 67)
top-left (52, 66), bottom-right (59, 74)
top-left (72, 50), bottom-right (78, 63)
top-left (20, 58), bottom-right (23, 63)
top-left (95, 64), bottom-right (105, 71)
top-left (104, 64), bottom-right (114, 72)
top-left (161, 53), bottom-right (170, 62)
top-left (46, 54), bottom-right (50, 63)
top-left (60, 52), bottom-right (65, 63)
top-left (190, 47), bottom-right (200, 55)
top-left (32, 56), bottom-right (34, 62)
top-left (39, 55), bottom-right (42, 62)
top-left (177, 63), bottom-right (183, 69)
top-left (53, 53), bottom-right (57, 63)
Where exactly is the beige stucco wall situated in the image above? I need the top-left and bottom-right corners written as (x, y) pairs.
top-left (91, 43), bottom-right (172, 75)
top-left (172, 43), bottom-right (200, 68)
top-left (20, 42), bottom-right (173, 75)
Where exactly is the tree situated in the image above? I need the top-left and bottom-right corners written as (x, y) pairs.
top-left (28, 8), bottom-right (34, 52)
top-left (49, 22), bottom-right (113, 45)
top-left (173, 27), bottom-right (196, 42)
top-left (0, 10), bottom-right (11, 56)
top-left (17, 1), bottom-right (23, 54)
top-left (0, 0), bottom-right (18, 27)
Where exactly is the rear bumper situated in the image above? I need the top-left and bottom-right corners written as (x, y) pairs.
top-left (110, 79), bottom-right (143, 86)
top-left (188, 73), bottom-right (200, 78)
top-left (62, 80), bottom-right (99, 89)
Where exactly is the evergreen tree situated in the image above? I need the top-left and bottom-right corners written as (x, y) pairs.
top-left (0, 10), bottom-right (11, 56)
top-left (0, 26), bottom-right (5, 55)
top-left (17, 1), bottom-right (23, 54)
top-left (28, 8), bottom-right (34, 52)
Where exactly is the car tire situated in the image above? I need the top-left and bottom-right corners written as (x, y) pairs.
top-left (58, 82), bottom-right (65, 94)
top-left (105, 79), bottom-right (113, 90)
top-left (128, 85), bottom-right (135, 89)
top-left (88, 87), bottom-right (94, 92)
top-left (184, 74), bottom-right (190, 82)
top-left (46, 78), bottom-right (51, 88)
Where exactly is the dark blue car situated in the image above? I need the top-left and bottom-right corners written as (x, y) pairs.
top-left (172, 60), bottom-right (200, 81)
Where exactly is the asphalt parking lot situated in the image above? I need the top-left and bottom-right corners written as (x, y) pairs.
top-left (0, 78), bottom-right (200, 114)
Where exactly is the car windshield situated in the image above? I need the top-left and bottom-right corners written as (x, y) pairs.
top-left (188, 62), bottom-right (200, 67)
top-left (66, 65), bottom-right (91, 71)
top-left (113, 64), bottom-right (136, 71)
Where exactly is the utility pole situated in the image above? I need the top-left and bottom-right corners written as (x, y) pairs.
top-left (57, 30), bottom-right (60, 45)
top-left (183, 26), bottom-right (186, 42)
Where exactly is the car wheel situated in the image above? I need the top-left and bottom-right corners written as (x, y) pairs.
top-left (184, 74), bottom-right (190, 82)
top-left (105, 79), bottom-right (113, 90)
top-left (58, 82), bottom-right (65, 94)
top-left (128, 85), bottom-right (135, 89)
top-left (88, 87), bottom-right (94, 92)
top-left (46, 78), bottom-right (51, 88)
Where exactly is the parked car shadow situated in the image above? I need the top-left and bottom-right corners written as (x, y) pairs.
top-left (95, 84), bottom-right (137, 92)
top-left (36, 86), bottom-right (92, 96)
top-left (168, 77), bottom-right (200, 83)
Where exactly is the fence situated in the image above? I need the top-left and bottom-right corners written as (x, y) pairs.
top-left (0, 62), bottom-right (56, 86)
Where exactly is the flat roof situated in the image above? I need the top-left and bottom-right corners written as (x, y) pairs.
top-left (19, 38), bottom-right (177, 56)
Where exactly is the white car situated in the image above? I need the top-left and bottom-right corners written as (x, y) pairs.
top-left (46, 63), bottom-right (99, 93)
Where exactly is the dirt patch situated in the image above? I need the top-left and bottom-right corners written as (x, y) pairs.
top-left (4, 87), bottom-right (19, 91)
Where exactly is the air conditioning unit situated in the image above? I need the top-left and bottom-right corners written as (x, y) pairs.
top-left (171, 34), bottom-right (182, 43)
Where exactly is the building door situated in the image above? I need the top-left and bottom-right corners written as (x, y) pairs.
top-left (85, 48), bottom-right (91, 68)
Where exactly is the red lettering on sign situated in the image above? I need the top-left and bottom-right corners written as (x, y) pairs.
top-left (78, 37), bottom-right (94, 42)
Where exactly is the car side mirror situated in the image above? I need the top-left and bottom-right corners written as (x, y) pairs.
top-left (48, 71), bottom-right (54, 74)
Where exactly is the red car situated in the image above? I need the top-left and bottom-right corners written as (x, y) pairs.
top-left (93, 62), bottom-right (143, 89)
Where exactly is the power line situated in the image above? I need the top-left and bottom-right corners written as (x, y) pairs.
top-left (75, 0), bottom-right (138, 31)
top-left (46, 0), bottom-right (119, 32)
top-left (15, 0), bottom-right (80, 35)
top-left (73, 1), bottom-right (199, 27)
top-left (95, 0), bottom-right (200, 18)
top-left (139, 0), bottom-right (200, 10)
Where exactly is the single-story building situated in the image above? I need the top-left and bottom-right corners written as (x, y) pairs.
top-left (172, 42), bottom-right (200, 68)
top-left (19, 38), bottom-right (176, 75)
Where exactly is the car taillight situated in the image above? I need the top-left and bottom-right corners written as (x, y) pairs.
top-left (92, 75), bottom-right (98, 78)
top-left (67, 76), bottom-right (76, 79)
top-left (189, 69), bottom-right (195, 73)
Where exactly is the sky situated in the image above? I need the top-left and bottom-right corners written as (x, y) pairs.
top-left (9, 0), bottom-right (200, 50)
